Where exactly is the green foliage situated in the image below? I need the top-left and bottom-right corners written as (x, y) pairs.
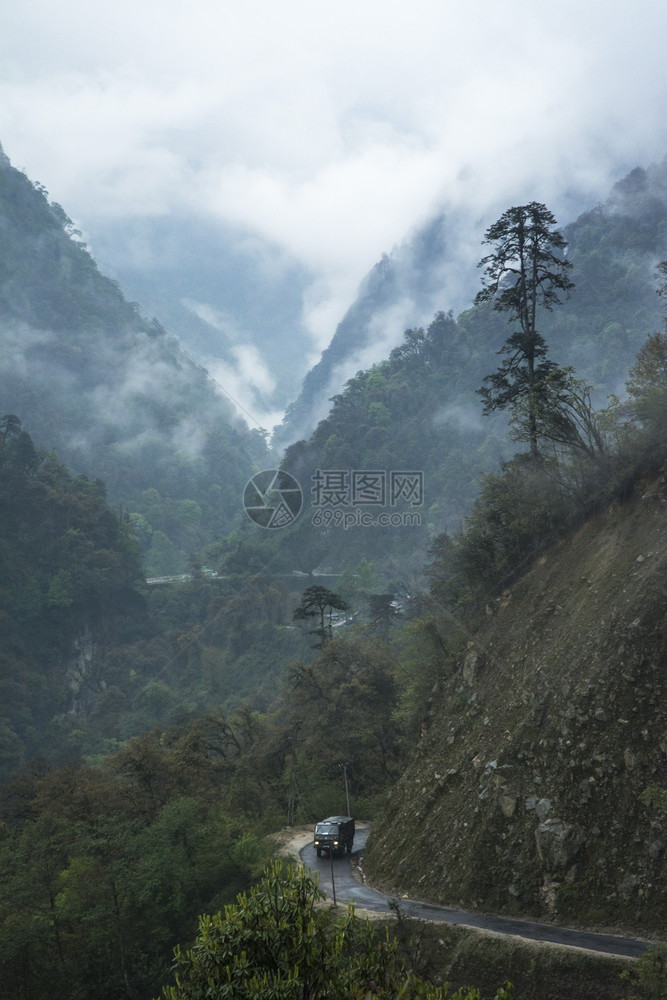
top-left (3, 162), bottom-right (667, 1000)
top-left (620, 944), bottom-right (667, 1000)
top-left (0, 417), bottom-right (145, 781)
top-left (285, 636), bottom-right (405, 796)
top-left (273, 170), bottom-right (667, 585)
top-left (508, 369), bottom-right (606, 458)
top-left (476, 202), bottom-right (574, 321)
top-left (475, 202), bottom-right (574, 458)
top-left (146, 528), bottom-right (181, 576)
top-left (429, 255), bottom-right (667, 612)
top-left (430, 454), bottom-right (579, 609)
top-left (293, 585), bottom-right (349, 646)
top-left (391, 615), bottom-right (464, 735)
top-left (159, 861), bottom-right (514, 1000)
top-left (277, 310), bottom-right (498, 578)
top-left (0, 734), bottom-right (274, 1000)
top-left (639, 787), bottom-right (667, 813)
top-left (625, 329), bottom-right (667, 432)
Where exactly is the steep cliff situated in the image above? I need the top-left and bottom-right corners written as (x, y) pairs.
top-left (365, 471), bottom-right (667, 936)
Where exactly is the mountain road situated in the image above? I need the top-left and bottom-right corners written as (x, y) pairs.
top-left (299, 823), bottom-right (650, 959)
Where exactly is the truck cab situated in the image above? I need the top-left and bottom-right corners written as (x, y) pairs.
top-left (313, 815), bottom-right (355, 857)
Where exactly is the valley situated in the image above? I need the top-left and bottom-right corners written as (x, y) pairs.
top-left (0, 140), bottom-right (666, 999)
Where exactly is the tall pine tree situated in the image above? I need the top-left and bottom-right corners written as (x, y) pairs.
top-left (475, 202), bottom-right (574, 457)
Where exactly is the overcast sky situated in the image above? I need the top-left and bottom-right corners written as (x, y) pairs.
top-left (1, 0), bottom-right (667, 348)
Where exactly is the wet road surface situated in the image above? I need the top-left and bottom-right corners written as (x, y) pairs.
top-left (299, 824), bottom-right (650, 958)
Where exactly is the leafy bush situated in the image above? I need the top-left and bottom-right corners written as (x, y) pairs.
top-left (159, 861), bottom-right (515, 1000)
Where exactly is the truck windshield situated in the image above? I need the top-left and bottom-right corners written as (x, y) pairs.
top-left (316, 825), bottom-right (337, 835)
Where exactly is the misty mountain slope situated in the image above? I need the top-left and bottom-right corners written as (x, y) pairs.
top-left (90, 212), bottom-right (315, 416)
top-left (277, 158), bottom-right (667, 449)
top-left (274, 213), bottom-right (459, 448)
top-left (218, 311), bottom-right (506, 589)
top-left (229, 158), bottom-right (667, 583)
top-left (365, 473), bottom-right (667, 936)
top-left (542, 161), bottom-right (667, 387)
top-left (0, 143), bottom-right (269, 571)
top-left (244, 176), bottom-right (667, 582)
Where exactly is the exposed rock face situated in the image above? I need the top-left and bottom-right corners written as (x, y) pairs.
top-left (365, 486), bottom-right (667, 934)
top-left (65, 625), bottom-right (100, 715)
top-left (535, 819), bottom-right (586, 870)
top-left (462, 644), bottom-right (483, 686)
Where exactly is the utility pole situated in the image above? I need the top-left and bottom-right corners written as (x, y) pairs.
top-left (329, 846), bottom-right (337, 906)
top-left (339, 762), bottom-right (351, 816)
top-left (286, 768), bottom-right (296, 826)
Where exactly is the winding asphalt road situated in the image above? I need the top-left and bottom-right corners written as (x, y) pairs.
top-left (299, 824), bottom-right (650, 959)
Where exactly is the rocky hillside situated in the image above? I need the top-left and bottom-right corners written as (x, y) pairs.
top-left (365, 470), bottom-right (667, 937)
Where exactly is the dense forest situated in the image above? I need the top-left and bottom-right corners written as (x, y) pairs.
top-left (0, 415), bottom-right (144, 776)
top-left (0, 433), bottom-right (454, 995)
top-left (2, 145), bottom-right (667, 998)
top-left (0, 415), bottom-right (321, 779)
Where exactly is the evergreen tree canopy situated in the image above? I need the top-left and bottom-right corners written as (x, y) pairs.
top-left (476, 202), bottom-right (574, 457)
top-left (293, 585), bottom-right (349, 646)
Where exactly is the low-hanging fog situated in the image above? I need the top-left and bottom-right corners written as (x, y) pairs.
top-left (1, 0), bottom-right (666, 431)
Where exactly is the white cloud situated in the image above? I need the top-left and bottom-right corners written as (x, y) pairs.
top-left (207, 351), bottom-right (284, 434)
top-left (1, 0), bottom-right (666, 357)
top-left (182, 299), bottom-right (240, 340)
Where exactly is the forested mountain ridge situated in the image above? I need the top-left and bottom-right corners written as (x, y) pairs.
top-left (0, 142), bottom-right (270, 574)
top-left (2, 138), bottom-right (666, 586)
top-left (365, 470), bottom-right (667, 936)
top-left (2, 424), bottom-right (665, 999)
top-left (266, 309), bottom-right (504, 584)
top-left (89, 211), bottom-right (315, 415)
top-left (0, 416), bottom-right (145, 778)
top-left (276, 158), bottom-right (667, 449)
top-left (233, 159), bottom-right (667, 587)
top-left (274, 213), bottom-right (453, 448)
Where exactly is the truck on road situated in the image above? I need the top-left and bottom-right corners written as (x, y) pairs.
top-left (313, 815), bottom-right (355, 857)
